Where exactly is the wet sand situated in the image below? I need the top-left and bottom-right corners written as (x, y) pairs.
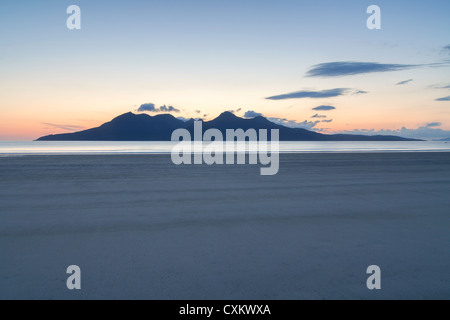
top-left (0, 153), bottom-right (449, 299)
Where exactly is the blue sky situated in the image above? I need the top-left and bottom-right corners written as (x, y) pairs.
top-left (0, 0), bottom-right (449, 139)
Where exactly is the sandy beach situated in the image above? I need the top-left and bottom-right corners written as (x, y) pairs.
top-left (0, 153), bottom-right (449, 300)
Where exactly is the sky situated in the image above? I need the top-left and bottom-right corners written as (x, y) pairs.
top-left (0, 0), bottom-right (449, 140)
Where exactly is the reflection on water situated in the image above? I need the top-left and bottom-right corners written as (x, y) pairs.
top-left (0, 141), bottom-right (449, 155)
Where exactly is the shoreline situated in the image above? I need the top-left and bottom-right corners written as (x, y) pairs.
top-left (1, 141), bottom-right (449, 157)
top-left (1, 150), bottom-right (450, 157)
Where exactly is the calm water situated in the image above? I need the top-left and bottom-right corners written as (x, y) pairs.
top-left (0, 141), bottom-right (449, 155)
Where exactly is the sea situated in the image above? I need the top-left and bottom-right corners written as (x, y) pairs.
top-left (0, 141), bottom-right (449, 156)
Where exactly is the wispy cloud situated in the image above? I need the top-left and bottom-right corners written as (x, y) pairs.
top-left (436, 96), bottom-right (450, 101)
top-left (43, 123), bottom-right (85, 132)
top-left (426, 122), bottom-right (441, 127)
top-left (353, 90), bottom-right (369, 95)
top-left (311, 114), bottom-right (327, 119)
top-left (429, 84), bottom-right (450, 90)
top-left (438, 85), bottom-right (450, 89)
top-left (312, 105), bottom-right (336, 111)
top-left (396, 79), bottom-right (413, 86)
top-left (266, 88), bottom-right (356, 100)
top-left (306, 61), bottom-right (419, 77)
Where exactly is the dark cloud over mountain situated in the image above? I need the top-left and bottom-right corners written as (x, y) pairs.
top-left (244, 110), bottom-right (263, 118)
top-left (138, 103), bottom-right (180, 113)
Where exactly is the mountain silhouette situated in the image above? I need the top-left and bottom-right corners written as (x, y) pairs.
top-left (37, 112), bottom-right (419, 141)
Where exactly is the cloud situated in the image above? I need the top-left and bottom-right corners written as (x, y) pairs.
top-left (444, 45), bottom-right (450, 53)
top-left (227, 108), bottom-right (242, 114)
top-left (244, 110), bottom-right (263, 118)
top-left (337, 125), bottom-right (450, 140)
top-left (306, 61), bottom-right (420, 77)
top-left (42, 123), bottom-right (85, 132)
top-left (137, 103), bottom-right (156, 112)
top-left (159, 105), bottom-right (180, 113)
top-left (266, 88), bottom-right (352, 100)
top-left (396, 79), bottom-right (413, 85)
top-left (311, 114), bottom-right (327, 119)
top-left (194, 110), bottom-right (209, 118)
top-left (429, 84), bottom-right (450, 90)
top-left (138, 103), bottom-right (180, 113)
top-left (243, 111), bottom-right (335, 131)
top-left (353, 90), bottom-right (369, 95)
top-left (426, 122), bottom-right (442, 127)
top-left (269, 118), bottom-right (320, 130)
top-left (436, 96), bottom-right (450, 101)
top-left (293, 120), bottom-right (320, 130)
top-left (244, 112), bottom-right (322, 130)
top-left (312, 105), bottom-right (336, 111)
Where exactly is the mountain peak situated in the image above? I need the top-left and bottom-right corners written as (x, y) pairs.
top-left (110, 112), bottom-right (151, 123)
top-left (116, 112), bottom-right (136, 118)
top-left (216, 111), bottom-right (239, 120)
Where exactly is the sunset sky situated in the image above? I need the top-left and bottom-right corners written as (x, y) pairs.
top-left (1, 0), bottom-right (449, 140)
